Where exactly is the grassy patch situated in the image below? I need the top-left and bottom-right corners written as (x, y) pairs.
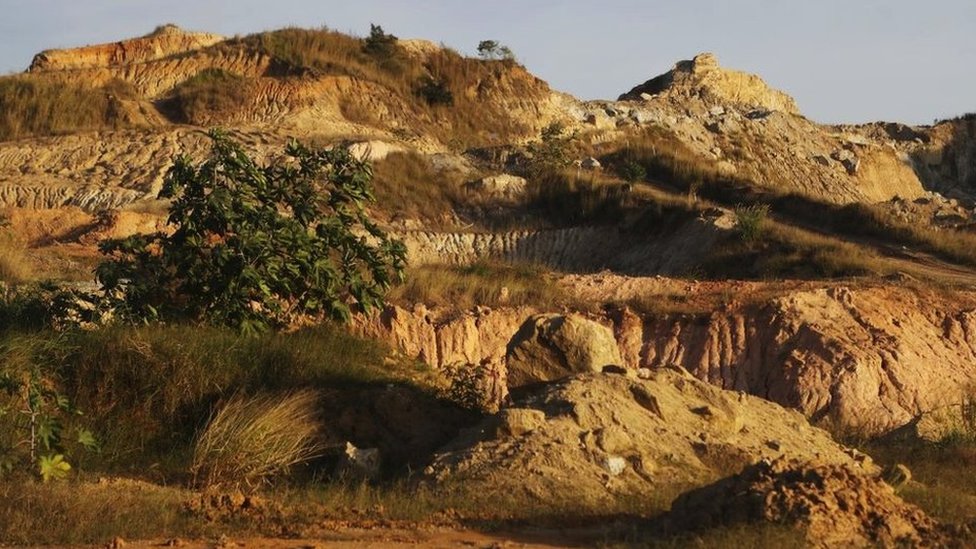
top-left (370, 151), bottom-right (466, 223)
top-left (0, 324), bottom-right (427, 479)
top-left (389, 261), bottom-right (567, 309)
top-left (0, 479), bottom-right (212, 546)
top-left (0, 76), bottom-right (138, 141)
top-left (160, 68), bottom-right (250, 124)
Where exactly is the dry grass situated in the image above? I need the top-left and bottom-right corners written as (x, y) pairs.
top-left (160, 68), bottom-right (250, 124)
top-left (0, 232), bottom-right (33, 283)
top-left (388, 261), bottom-right (567, 309)
top-left (370, 151), bottom-right (466, 224)
top-left (0, 76), bottom-right (137, 141)
top-left (228, 27), bottom-right (544, 149)
top-left (0, 479), bottom-right (211, 545)
top-left (191, 390), bottom-right (323, 490)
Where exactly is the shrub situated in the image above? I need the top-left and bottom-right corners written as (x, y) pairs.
top-left (618, 159), bottom-right (647, 183)
top-left (477, 40), bottom-right (515, 61)
top-left (526, 122), bottom-right (576, 177)
top-left (734, 203), bottom-right (770, 242)
top-left (190, 390), bottom-right (322, 489)
top-left (416, 75), bottom-right (454, 106)
top-left (96, 130), bottom-right (406, 332)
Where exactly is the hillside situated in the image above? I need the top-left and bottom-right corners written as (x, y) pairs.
top-left (2, 23), bottom-right (976, 548)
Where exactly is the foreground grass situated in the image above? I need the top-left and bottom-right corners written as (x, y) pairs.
top-left (0, 323), bottom-right (437, 480)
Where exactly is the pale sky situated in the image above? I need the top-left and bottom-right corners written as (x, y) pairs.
top-left (0, 0), bottom-right (973, 125)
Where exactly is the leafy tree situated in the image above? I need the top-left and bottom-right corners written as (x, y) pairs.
top-left (526, 122), bottom-right (576, 177)
top-left (96, 130), bottom-right (407, 333)
top-left (477, 40), bottom-right (515, 61)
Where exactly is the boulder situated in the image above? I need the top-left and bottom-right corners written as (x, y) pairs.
top-left (465, 174), bottom-right (527, 200)
top-left (506, 314), bottom-right (625, 387)
top-left (335, 442), bottom-right (381, 481)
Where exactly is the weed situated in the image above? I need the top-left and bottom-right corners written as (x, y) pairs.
top-left (733, 203), bottom-right (770, 242)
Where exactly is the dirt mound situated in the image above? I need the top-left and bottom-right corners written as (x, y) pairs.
top-left (424, 368), bottom-right (872, 507)
top-left (662, 458), bottom-right (951, 548)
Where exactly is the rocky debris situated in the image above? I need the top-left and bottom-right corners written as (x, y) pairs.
top-left (345, 140), bottom-right (404, 162)
top-left (506, 314), bottom-right (625, 387)
top-left (424, 370), bottom-right (873, 507)
top-left (831, 148), bottom-right (861, 175)
top-left (29, 24), bottom-right (223, 72)
top-left (883, 191), bottom-right (975, 229)
top-left (619, 53), bottom-right (799, 115)
top-left (464, 174), bottom-right (527, 201)
top-left (661, 458), bottom-right (948, 548)
top-left (580, 157), bottom-right (602, 170)
top-left (336, 442), bottom-right (382, 481)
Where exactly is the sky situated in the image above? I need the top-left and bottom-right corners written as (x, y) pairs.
top-left (0, 0), bottom-right (973, 125)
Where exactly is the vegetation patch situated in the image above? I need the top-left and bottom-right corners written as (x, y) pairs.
top-left (0, 76), bottom-right (138, 141)
top-left (389, 261), bottom-right (566, 309)
top-left (160, 68), bottom-right (250, 124)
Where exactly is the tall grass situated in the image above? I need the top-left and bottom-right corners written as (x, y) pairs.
top-left (0, 76), bottom-right (137, 141)
top-left (0, 324), bottom-right (409, 476)
top-left (191, 390), bottom-right (323, 489)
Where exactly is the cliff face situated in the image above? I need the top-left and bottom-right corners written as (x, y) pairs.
top-left (356, 285), bottom-right (976, 436)
top-left (28, 24), bottom-right (224, 72)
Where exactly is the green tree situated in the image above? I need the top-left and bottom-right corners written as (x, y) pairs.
top-left (477, 40), bottom-right (515, 61)
top-left (96, 130), bottom-right (407, 333)
top-left (526, 122), bottom-right (576, 177)
top-left (363, 24), bottom-right (398, 60)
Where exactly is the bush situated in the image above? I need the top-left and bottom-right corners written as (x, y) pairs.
top-left (734, 203), bottom-right (770, 242)
top-left (416, 76), bottom-right (454, 106)
top-left (190, 390), bottom-right (322, 489)
top-left (96, 130), bottom-right (406, 332)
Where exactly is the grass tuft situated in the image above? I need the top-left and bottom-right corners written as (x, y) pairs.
top-left (191, 390), bottom-right (323, 490)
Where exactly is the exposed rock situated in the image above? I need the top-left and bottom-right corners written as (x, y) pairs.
top-left (619, 53), bottom-right (800, 115)
top-left (29, 25), bottom-right (224, 72)
top-left (662, 458), bottom-right (947, 548)
top-left (425, 371), bottom-right (873, 507)
top-left (465, 174), bottom-right (527, 200)
top-left (345, 140), bottom-right (404, 162)
top-left (506, 314), bottom-right (625, 387)
top-left (336, 442), bottom-right (381, 481)
top-left (581, 157), bottom-right (602, 170)
top-left (359, 284), bottom-right (976, 437)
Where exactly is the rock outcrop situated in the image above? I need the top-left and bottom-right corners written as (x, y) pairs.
top-left (358, 284), bottom-right (976, 436)
top-left (506, 314), bottom-right (624, 387)
top-left (424, 369), bottom-right (873, 507)
top-left (619, 53), bottom-right (799, 115)
top-left (29, 25), bottom-right (223, 72)
top-left (663, 458), bottom-right (948, 548)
